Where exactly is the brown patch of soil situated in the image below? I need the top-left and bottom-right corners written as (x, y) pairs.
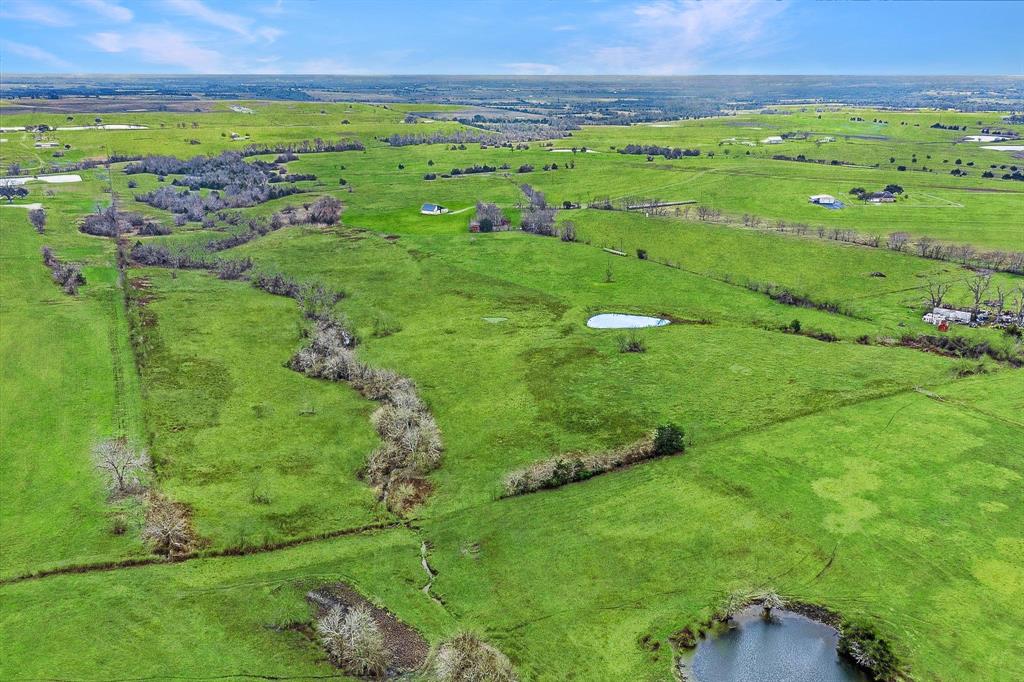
top-left (307, 583), bottom-right (429, 672)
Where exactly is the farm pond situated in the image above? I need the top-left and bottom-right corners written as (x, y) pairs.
top-left (683, 607), bottom-right (867, 682)
top-left (586, 313), bottom-right (670, 329)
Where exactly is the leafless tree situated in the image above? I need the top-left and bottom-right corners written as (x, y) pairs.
top-left (696, 205), bottom-right (712, 221)
top-left (93, 439), bottom-right (150, 496)
top-left (966, 271), bottom-right (992, 321)
top-left (925, 279), bottom-right (952, 308)
top-left (1012, 285), bottom-right (1024, 322)
top-left (916, 236), bottom-right (935, 258)
top-left (990, 285), bottom-right (1007, 322)
top-left (887, 232), bottom-right (910, 252)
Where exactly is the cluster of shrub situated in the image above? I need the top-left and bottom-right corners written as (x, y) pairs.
top-left (289, 317), bottom-right (442, 509)
top-left (518, 183), bottom-right (558, 236)
top-left (743, 280), bottom-right (857, 317)
top-left (502, 424), bottom-right (684, 497)
top-left (473, 201), bottom-right (510, 232)
top-left (448, 163), bottom-right (497, 176)
top-left (316, 601), bottom-right (517, 682)
top-left (80, 206), bottom-right (170, 237)
top-left (205, 197), bottom-right (343, 253)
top-left (849, 184), bottom-right (903, 200)
top-left (930, 122), bottom-right (966, 130)
top-left (130, 241), bottom-right (257, 283)
top-left (617, 144), bottom-right (701, 159)
top-left (898, 333), bottom-right (1023, 367)
top-left (41, 246), bottom-right (85, 295)
top-left (780, 319), bottom-right (839, 342)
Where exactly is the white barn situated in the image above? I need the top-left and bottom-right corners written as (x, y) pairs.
top-left (809, 194), bottom-right (837, 205)
top-left (420, 203), bottom-right (449, 215)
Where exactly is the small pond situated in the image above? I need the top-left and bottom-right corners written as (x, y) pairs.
top-left (687, 607), bottom-right (867, 682)
top-left (586, 313), bottom-right (670, 329)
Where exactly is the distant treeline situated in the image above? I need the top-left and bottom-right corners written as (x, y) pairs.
top-left (239, 138), bottom-right (364, 156)
top-left (772, 154), bottom-right (856, 166)
top-left (617, 144), bottom-right (701, 159)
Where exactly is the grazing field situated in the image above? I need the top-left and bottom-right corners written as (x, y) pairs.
top-left (1, 99), bottom-right (1022, 681)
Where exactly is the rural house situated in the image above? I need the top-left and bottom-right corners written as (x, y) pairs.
top-left (762, 135), bottom-right (784, 144)
top-left (867, 190), bottom-right (896, 203)
top-left (809, 194), bottom-right (838, 205)
top-left (420, 203), bottom-right (449, 215)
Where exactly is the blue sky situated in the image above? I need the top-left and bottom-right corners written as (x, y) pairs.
top-left (1, 0), bottom-right (1021, 75)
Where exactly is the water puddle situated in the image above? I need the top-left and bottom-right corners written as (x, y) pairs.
top-left (586, 313), bottom-right (669, 329)
top-left (684, 607), bottom-right (866, 682)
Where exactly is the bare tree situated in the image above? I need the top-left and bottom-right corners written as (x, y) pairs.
top-left (887, 232), bottom-right (910, 252)
top-left (93, 439), bottom-right (150, 496)
top-left (1013, 285), bottom-right (1024, 323)
top-left (966, 271), bottom-right (992, 321)
top-left (990, 285), bottom-right (1007, 322)
top-left (696, 205), bottom-right (712, 221)
top-left (925, 279), bottom-right (952, 309)
top-left (916, 236), bottom-right (935, 258)
top-left (28, 208), bottom-right (46, 233)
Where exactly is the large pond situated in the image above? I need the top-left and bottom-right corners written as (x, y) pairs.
top-left (586, 313), bottom-right (670, 329)
top-left (687, 607), bottom-right (867, 682)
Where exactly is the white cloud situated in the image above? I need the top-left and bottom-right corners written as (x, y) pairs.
top-left (87, 27), bottom-right (226, 72)
top-left (164, 0), bottom-right (282, 42)
top-left (503, 62), bottom-right (561, 75)
top-left (75, 0), bottom-right (133, 22)
top-left (293, 57), bottom-right (361, 74)
top-left (256, 0), bottom-right (286, 16)
top-left (584, 0), bottom-right (790, 74)
top-left (0, 0), bottom-right (73, 26)
top-left (0, 40), bottom-right (73, 69)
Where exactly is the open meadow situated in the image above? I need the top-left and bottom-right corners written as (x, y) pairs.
top-left (1, 98), bottom-right (1022, 681)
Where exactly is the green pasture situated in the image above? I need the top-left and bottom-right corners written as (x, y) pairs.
top-left (0, 100), bottom-right (1022, 680)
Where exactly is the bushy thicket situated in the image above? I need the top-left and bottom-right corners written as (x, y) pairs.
top-left (316, 605), bottom-right (388, 677)
top-left (41, 246), bottom-right (85, 294)
top-left (128, 152), bottom-right (305, 215)
top-left (618, 143), bottom-right (700, 159)
top-left (502, 427), bottom-right (684, 497)
top-left (431, 633), bottom-right (518, 682)
top-left (519, 183), bottom-right (557, 236)
top-left (289, 319), bottom-right (442, 503)
top-left (838, 622), bottom-right (900, 681)
top-left (80, 206), bottom-right (167, 237)
top-left (474, 201), bottom-right (508, 231)
top-left (744, 280), bottom-right (857, 317)
top-left (899, 333), bottom-right (1023, 367)
top-left (142, 494), bottom-right (194, 557)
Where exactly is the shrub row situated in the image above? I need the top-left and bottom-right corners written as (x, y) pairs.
top-left (41, 246), bottom-right (85, 295)
top-left (289, 318), bottom-right (442, 506)
top-left (502, 425), bottom-right (683, 497)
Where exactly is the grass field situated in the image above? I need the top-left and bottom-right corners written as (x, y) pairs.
top-left (1, 99), bottom-right (1022, 681)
